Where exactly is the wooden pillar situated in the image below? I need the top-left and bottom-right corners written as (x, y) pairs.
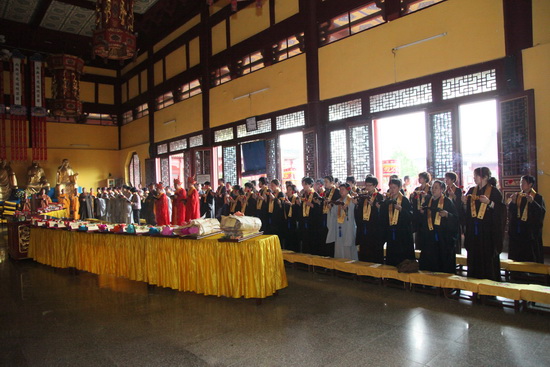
top-left (200, 2), bottom-right (212, 148)
top-left (147, 46), bottom-right (156, 158)
top-left (300, 0), bottom-right (326, 178)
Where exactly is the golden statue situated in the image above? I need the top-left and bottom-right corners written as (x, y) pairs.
top-left (55, 158), bottom-right (78, 197)
top-left (26, 160), bottom-right (50, 195)
top-left (0, 159), bottom-right (18, 201)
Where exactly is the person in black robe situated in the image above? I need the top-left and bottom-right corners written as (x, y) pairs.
top-left (299, 177), bottom-right (324, 255)
top-left (411, 172), bottom-right (432, 251)
top-left (444, 172), bottom-right (464, 254)
top-left (462, 167), bottom-right (505, 281)
top-left (282, 184), bottom-right (301, 252)
top-left (214, 179), bottom-right (227, 220)
top-left (380, 178), bottom-right (415, 266)
top-left (507, 175), bottom-right (546, 263)
top-left (265, 179), bottom-right (285, 235)
top-left (241, 182), bottom-right (257, 217)
top-left (142, 184), bottom-right (157, 225)
top-left (255, 177), bottom-right (270, 232)
top-left (78, 187), bottom-right (94, 219)
top-left (355, 175), bottom-right (385, 264)
top-left (418, 180), bottom-right (458, 273)
top-left (200, 181), bottom-right (215, 218)
top-left (228, 185), bottom-right (243, 215)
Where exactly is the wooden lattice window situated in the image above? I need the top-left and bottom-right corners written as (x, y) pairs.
top-left (157, 143), bottom-right (168, 155)
top-left (145, 158), bottom-right (156, 186)
top-left (237, 118), bottom-right (272, 138)
top-left (195, 150), bottom-right (211, 175)
top-left (223, 146), bottom-right (238, 185)
top-left (169, 138), bottom-right (187, 152)
top-left (274, 33), bottom-right (304, 62)
top-left (329, 98), bottom-right (362, 122)
top-left (184, 151), bottom-right (192, 182)
top-left (499, 95), bottom-right (532, 177)
top-left (276, 111), bottom-right (305, 130)
top-left (428, 111), bottom-right (456, 178)
top-left (402, 0), bottom-right (446, 15)
top-left (214, 127), bottom-right (234, 143)
top-left (160, 157), bottom-right (170, 186)
top-left (303, 131), bottom-right (317, 178)
top-left (330, 129), bottom-right (348, 181)
top-left (370, 84), bottom-right (432, 113)
top-left (442, 69), bottom-right (496, 100)
top-left (189, 135), bottom-right (203, 148)
top-left (266, 139), bottom-right (279, 180)
top-left (350, 124), bottom-right (372, 180)
top-left (128, 153), bottom-right (141, 188)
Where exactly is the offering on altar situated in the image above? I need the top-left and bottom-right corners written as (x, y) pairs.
top-left (220, 215), bottom-right (262, 239)
top-left (98, 224), bottom-right (108, 232)
top-left (149, 227), bottom-right (160, 235)
top-left (126, 224), bottom-right (136, 234)
top-left (177, 218), bottom-right (221, 237)
top-left (135, 225), bottom-right (150, 234)
top-left (161, 226), bottom-right (174, 236)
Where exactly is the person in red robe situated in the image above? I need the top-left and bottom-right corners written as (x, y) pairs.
top-left (154, 183), bottom-right (170, 226)
top-left (185, 176), bottom-right (201, 221)
top-left (172, 178), bottom-right (187, 225)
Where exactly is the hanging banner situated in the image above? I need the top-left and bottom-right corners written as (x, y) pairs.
top-left (10, 50), bottom-right (27, 162)
top-left (30, 54), bottom-right (47, 161)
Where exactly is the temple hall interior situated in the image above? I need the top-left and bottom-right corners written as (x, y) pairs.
top-left (1, 0), bottom-right (550, 366)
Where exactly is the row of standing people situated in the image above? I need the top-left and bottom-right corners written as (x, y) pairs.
top-left (212, 167), bottom-right (545, 281)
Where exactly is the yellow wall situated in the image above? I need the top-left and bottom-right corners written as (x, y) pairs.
top-left (210, 54), bottom-right (307, 127)
top-left (10, 149), bottom-right (122, 191)
top-left (154, 14), bottom-right (200, 53)
top-left (275, 0), bottom-right (299, 24)
top-left (128, 75), bottom-right (139, 100)
top-left (533, 0), bottom-right (550, 46)
top-left (154, 95), bottom-right (203, 142)
top-left (230, 0), bottom-right (270, 45)
top-left (165, 45), bottom-right (187, 80)
top-left (121, 81), bottom-right (128, 103)
top-left (154, 60), bottom-right (163, 86)
top-left (121, 52), bottom-right (148, 77)
top-left (141, 70), bottom-right (148, 92)
top-left (212, 20), bottom-right (227, 55)
top-left (83, 66), bottom-right (117, 78)
top-left (45, 77), bottom-right (52, 99)
top-left (98, 84), bottom-right (114, 104)
top-left (47, 123), bottom-right (118, 150)
top-left (319, 0), bottom-right (506, 100)
top-left (121, 116), bottom-right (149, 149)
top-left (189, 37), bottom-right (200, 68)
top-left (80, 81), bottom-right (95, 103)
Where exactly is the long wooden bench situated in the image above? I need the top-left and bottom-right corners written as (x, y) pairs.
top-left (281, 250), bottom-right (550, 311)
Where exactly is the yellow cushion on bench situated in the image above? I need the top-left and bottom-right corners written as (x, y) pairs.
top-left (519, 284), bottom-right (550, 304)
top-left (477, 280), bottom-right (527, 300)
top-left (506, 261), bottom-right (550, 275)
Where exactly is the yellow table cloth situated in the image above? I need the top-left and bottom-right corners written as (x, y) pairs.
top-left (40, 209), bottom-right (69, 219)
top-left (28, 228), bottom-right (287, 299)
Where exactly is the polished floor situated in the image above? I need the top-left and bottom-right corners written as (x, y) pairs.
top-left (1, 238), bottom-right (550, 367)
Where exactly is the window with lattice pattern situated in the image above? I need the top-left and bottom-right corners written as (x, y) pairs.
top-left (402, 0), bottom-right (446, 15)
top-left (156, 91), bottom-right (174, 110)
top-left (122, 110), bottom-right (133, 125)
top-left (330, 129), bottom-right (348, 181)
top-left (86, 113), bottom-right (116, 126)
top-left (237, 119), bottom-right (272, 138)
top-left (178, 79), bottom-right (202, 101)
top-left (195, 150), bottom-right (211, 175)
top-left (276, 111), bottom-right (305, 130)
top-left (135, 103), bottom-right (149, 119)
top-left (319, 2), bottom-right (384, 46)
top-left (169, 139), bottom-right (187, 152)
top-left (329, 99), bottom-right (362, 121)
top-left (212, 66), bottom-right (231, 86)
top-left (304, 131), bottom-right (317, 178)
top-left (157, 143), bottom-right (168, 155)
top-left (429, 111), bottom-right (455, 178)
top-left (370, 84), bottom-right (432, 113)
top-left (214, 127), bottom-right (234, 143)
top-left (223, 146), bottom-right (238, 185)
top-left (238, 51), bottom-right (265, 76)
top-left (350, 125), bottom-right (371, 180)
top-left (189, 135), bottom-right (203, 148)
top-left (160, 157), bottom-right (170, 186)
top-left (274, 34), bottom-right (304, 62)
top-left (500, 97), bottom-right (530, 177)
top-left (442, 69), bottom-right (496, 100)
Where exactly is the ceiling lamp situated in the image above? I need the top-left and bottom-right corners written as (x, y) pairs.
top-left (93, 0), bottom-right (136, 61)
top-left (47, 54), bottom-right (85, 117)
top-left (207, 0), bottom-right (263, 12)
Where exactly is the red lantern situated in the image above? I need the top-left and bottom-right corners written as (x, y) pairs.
top-left (47, 54), bottom-right (85, 118)
top-left (93, 0), bottom-right (136, 61)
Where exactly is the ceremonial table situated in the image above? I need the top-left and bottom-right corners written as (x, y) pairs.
top-left (28, 228), bottom-right (287, 299)
top-left (40, 209), bottom-right (69, 219)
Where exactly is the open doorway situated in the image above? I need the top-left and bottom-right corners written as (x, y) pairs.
top-left (459, 99), bottom-right (499, 189)
top-left (373, 111), bottom-right (427, 191)
top-left (279, 131), bottom-right (305, 186)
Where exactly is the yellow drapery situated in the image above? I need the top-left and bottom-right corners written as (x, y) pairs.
top-left (28, 228), bottom-right (288, 299)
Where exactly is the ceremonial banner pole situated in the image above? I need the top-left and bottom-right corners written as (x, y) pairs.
top-left (10, 50), bottom-right (27, 161)
top-left (30, 54), bottom-right (47, 161)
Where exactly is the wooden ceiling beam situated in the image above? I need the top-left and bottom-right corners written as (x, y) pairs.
top-left (30, 0), bottom-right (53, 27)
